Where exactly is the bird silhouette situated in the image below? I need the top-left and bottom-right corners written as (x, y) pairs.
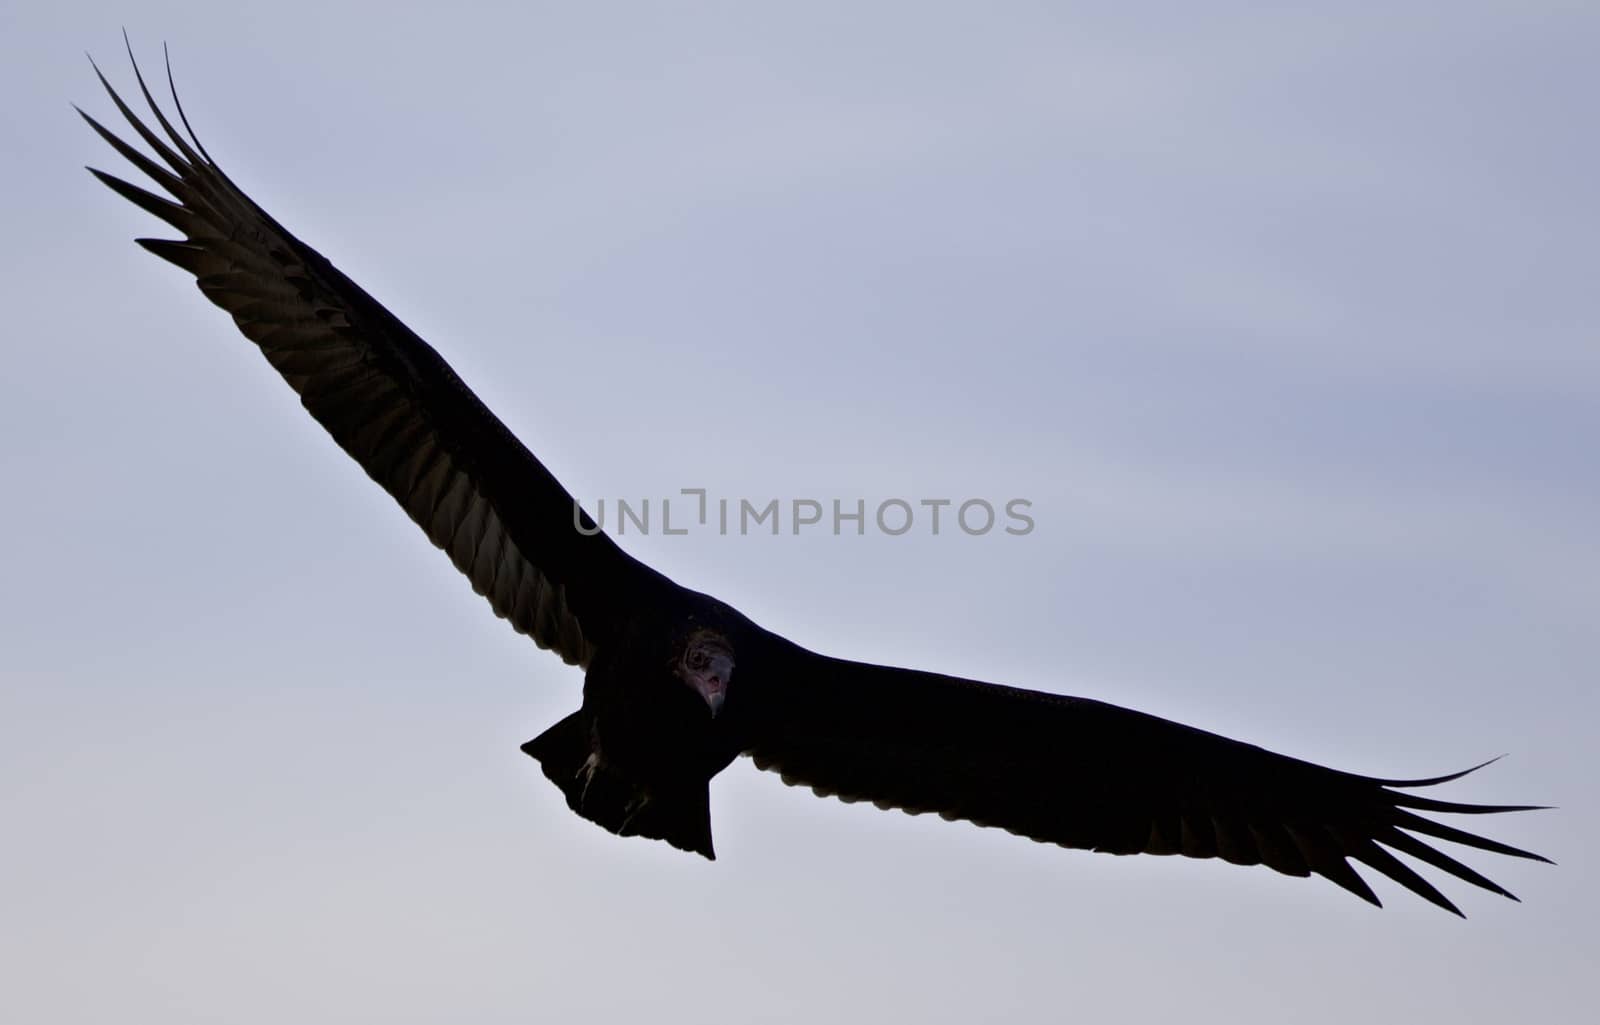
top-left (80, 41), bottom-right (1549, 916)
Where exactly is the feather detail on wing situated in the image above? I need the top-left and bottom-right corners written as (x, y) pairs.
top-left (82, 41), bottom-right (671, 666)
top-left (745, 655), bottom-right (1549, 915)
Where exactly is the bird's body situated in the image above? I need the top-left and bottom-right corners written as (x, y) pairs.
top-left (529, 596), bottom-right (755, 858)
top-left (82, 42), bottom-right (1548, 916)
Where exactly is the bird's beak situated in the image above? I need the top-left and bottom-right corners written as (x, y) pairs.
top-left (696, 652), bottom-right (734, 717)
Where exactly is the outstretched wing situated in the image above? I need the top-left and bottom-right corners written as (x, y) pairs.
top-left (81, 46), bottom-right (671, 667)
top-left (744, 654), bottom-right (1548, 915)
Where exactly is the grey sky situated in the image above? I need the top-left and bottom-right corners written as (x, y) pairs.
top-left (2, 2), bottom-right (1595, 1022)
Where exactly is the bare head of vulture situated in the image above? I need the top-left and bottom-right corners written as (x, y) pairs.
top-left (675, 628), bottom-right (735, 717)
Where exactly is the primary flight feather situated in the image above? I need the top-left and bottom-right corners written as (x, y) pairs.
top-left (82, 43), bottom-right (1548, 916)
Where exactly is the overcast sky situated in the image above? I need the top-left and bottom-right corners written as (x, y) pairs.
top-left (2, 2), bottom-right (1595, 1022)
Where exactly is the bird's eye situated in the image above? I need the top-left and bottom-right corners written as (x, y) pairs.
top-left (687, 650), bottom-right (709, 670)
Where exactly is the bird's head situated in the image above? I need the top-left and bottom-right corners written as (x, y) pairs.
top-left (674, 628), bottom-right (736, 717)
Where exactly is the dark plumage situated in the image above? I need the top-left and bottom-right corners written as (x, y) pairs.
top-left (82, 42), bottom-right (1549, 916)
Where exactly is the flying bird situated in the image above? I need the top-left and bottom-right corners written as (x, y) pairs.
top-left (81, 44), bottom-right (1549, 917)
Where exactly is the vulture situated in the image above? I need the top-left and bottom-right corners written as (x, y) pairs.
top-left (81, 43), bottom-right (1549, 917)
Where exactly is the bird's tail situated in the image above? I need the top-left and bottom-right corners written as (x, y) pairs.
top-left (522, 711), bottom-right (716, 860)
